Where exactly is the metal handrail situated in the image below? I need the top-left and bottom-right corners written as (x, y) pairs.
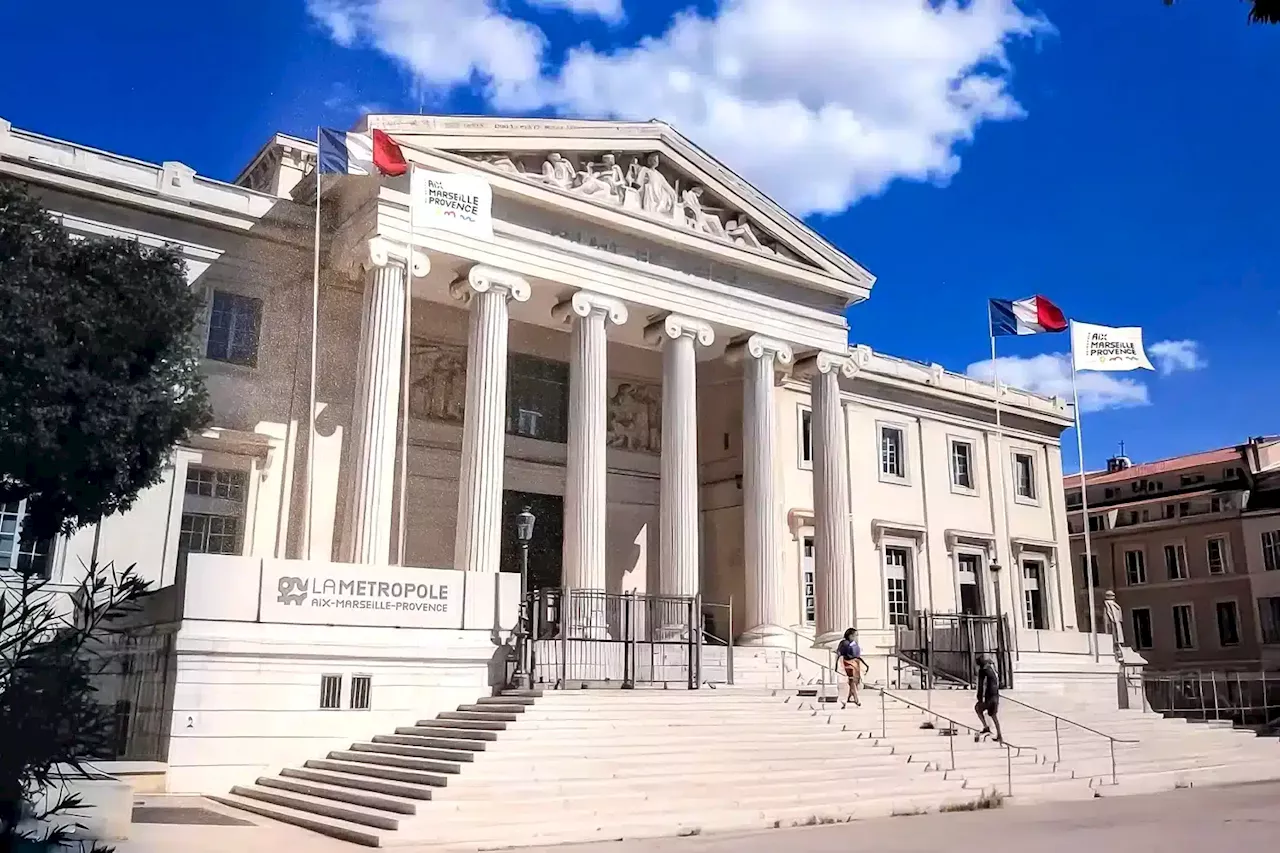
top-left (980, 693), bottom-right (1136, 785)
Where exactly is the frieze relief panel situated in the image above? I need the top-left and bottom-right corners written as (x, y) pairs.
top-left (408, 341), bottom-right (467, 423)
top-left (467, 151), bottom-right (804, 265)
top-left (607, 381), bottom-right (662, 454)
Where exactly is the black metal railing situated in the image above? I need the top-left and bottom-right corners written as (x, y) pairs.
top-left (517, 589), bottom-right (707, 690)
top-left (895, 611), bottom-right (1013, 690)
top-left (1142, 670), bottom-right (1280, 729)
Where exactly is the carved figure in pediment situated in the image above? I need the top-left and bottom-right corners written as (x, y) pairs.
top-left (628, 154), bottom-right (679, 220)
top-left (539, 152), bottom-right (575, 190)
top-left (573, 153), bottom-right (627, 205)
top-left (607, 382), bottom-right (662, 453)
top-left (682, 187), bottom-right (729, 239)
top-left (725, 218), bottom-right (764, 250)
top-left (408, 341), bottom-right (467, 423)
top-left (477, 154), bottom-right (523, 175)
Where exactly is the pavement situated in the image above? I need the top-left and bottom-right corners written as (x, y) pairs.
top-left (116, 782), bottom-right (1280, 853)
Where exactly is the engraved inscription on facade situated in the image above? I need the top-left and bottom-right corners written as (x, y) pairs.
top-left (408, 341), bottom-right (467, 423)
top-left (607, 382), bottom-right (662, 453)
top-left (464, 150), bottom-right (803, 264)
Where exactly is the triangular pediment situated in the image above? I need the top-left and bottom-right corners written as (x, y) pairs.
top-left (362, 114), bottom-right (872, 290)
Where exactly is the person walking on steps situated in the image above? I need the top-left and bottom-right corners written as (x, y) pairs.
top-left (974, 655), bottom-right (1003, 743)
top-left (836, 628), bottom-right (867, 708)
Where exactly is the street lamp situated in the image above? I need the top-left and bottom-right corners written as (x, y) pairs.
top-left (512, 506), bottom-right (536, 689)
top-left (989, 560), bottom-right (1005, 683)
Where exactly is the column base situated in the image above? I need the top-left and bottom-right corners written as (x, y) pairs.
top-left (736, 624), bottom-right (793, 648)
top-left (812, 630), bottom-right (844, 649)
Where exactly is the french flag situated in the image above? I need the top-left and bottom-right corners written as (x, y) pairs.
top-left (989, 295), bottom-right (1068, 337)
top-left (317, 128), bottom-right (408, 177)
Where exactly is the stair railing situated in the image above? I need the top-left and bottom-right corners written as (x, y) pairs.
top-left (996, 694), bottom-right (1138, 785)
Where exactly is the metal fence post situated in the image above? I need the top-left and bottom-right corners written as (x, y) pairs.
top-left (1110, 739), bottom-right (1117, 785)
top-left (559, 586), bottom-right (570, 688)
top-left (1054, 717), bottom-right (1061, 764)
top-left (949, 728), bottom-right (955, 771)
top-left (1211, 671), bottom-right (1221, 721)
top-left (1007, 746), bottom-right (1013, 796)
top-left (1263, 671), bottom-right (1270, 719)
top-left (689, 595), bottom-right (699, 690)
top-left (881, 689), bottom-right (887, 739)
top-left (727, 595), bottom-right (735, 686)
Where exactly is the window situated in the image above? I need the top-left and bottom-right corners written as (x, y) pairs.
top-left (1180, 474), bottom-right (1205, 487)
top-left (1163, 504), bottom-right (1176, 520)
top-left (1260, 597), bottom-right (1280, 645)
top-left (319, 675), bottom-right (342, 710)
top-left (206, 290), bottom-right (262, 367)
top-left (1089, 515), bottom-right (1105, 533)
top-left (507, 354), bottom-right (569, 443)
top-left (1178, 501), bottom-right (1190, 517)
top-left (1141, 509), bottom-right (1150, 523)
top-left (1080, 554), bottom-right (1099, 588)
top-left (1123, 549), bottom-right (1147, 585)
top-left (0, 500), bottom-right (53, 578)
top-left (1262, 530), bottom-right (1280, 572)
top-left (884, 546), bottom-right (911, 627)
top-left (1130, 608), bottom-right (1153, 650)
top-left (350, 675), bottom-right (372, 710)
top-left (1164, 543), bottom-right (1188, 581)
top-left (799, 408), bottom-right (813, 467)
top-left (957, 553), bottom-right (983, 615)
top-left (1023, 560), bottom-right (1047, 630)
top-left (801, 536), bottom-right (816, 624)
top-left (1206, 537), bottom-right (1230, 575)
top-left (178, 466), bottom-right (247, 565)
top-left (1105, 487), bottom-right (1117, 499)
top-left (1172, 604), bottom-right (1196, 650)
top-left (1067, 492), bottom-right (1083, 509)
top-left (1210, 497), bottom-right (1223, 513)
top-left (950, 440), bottom-right (975, 490)
top-left (1128, 511), bottom-right (1139, 525)
top-left (1014, 453), bottom-right (1036, 501)
top-left (879, 425), bottom-right (907, 480)
top-left (1215, 602), bottom-right (1241, 648)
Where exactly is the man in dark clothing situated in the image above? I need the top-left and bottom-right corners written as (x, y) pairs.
top-left (974, 655), bottom-right (1003, 743)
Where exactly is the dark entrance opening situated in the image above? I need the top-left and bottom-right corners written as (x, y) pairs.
top-left (500, 490), bottom-right (563, 591)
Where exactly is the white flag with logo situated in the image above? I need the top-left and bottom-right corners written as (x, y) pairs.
top-left (1070, 321), bottom-right (1155, 372)
top-left (410, 169), bottom-right (493, 240)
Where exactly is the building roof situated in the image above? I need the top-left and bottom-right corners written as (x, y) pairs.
top-left (1066, 446), bottom-right (1244, 489)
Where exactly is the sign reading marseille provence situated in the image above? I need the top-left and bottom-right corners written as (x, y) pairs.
top-left (411, 168), bottom-right (493, 240)
top-left (258, 558), bottom-right (464, 629)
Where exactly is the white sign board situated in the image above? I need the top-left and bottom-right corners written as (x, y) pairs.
top-left (410, 169), bottom-right (493, 240)
top-left (1070, 321), bottom-right (1155, 372)
top-left (258, 559), bottom-right (464, 629)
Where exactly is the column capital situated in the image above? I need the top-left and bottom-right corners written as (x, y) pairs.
top-left (449, 264), bottom-right (531, 304)
top-left (794, 350), bottom-right (860, 379)
top-left (643, 313), bottom-right (715, 348)
top-left (725, 334), bottom-right (794, 367)
top-left (552, 291), bottom-right (629, 327)
top-left (365, 236), bottom-right (430, 278)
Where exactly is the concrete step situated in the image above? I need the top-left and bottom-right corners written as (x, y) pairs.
top-left (369, 735), bottom-right (478, 761)
top-left (228, 783), bottom-right (403, 830)
top-left (346, 741), bottom-right (465, 773)
top-left (304, 757), bottom-right (453, 788)
top-left (256, 774), bottom-right (422, 815)
top-left (458, 702), bottom-right (527, 714)
top-left (479, 694), bottom-right (538, 706)
top-left (209, 792), bottom-right (385, 848)
top-left (437, 710), bottom-right (520, 724)
top-left (280, 766), bottom-right (437, 801)
top-left (391, 728), bottom-right (493, 748)
top-left (420, 716), bottom-right (509, 731)
top-left (457, 756), bottom-right (921, 787)
top-left (323, 752), bottom-right (452, 784)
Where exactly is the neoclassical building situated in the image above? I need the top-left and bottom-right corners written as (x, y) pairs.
top-left (0, 115), bottom-right (1101, 791)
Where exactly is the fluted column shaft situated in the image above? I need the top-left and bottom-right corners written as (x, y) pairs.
top-left (343, 257), bottom-right (407, 565)
top-left (730, 335), bottom-right (794, 645)
top-left (804, 354), bottom-right (857, 647)
top-left (452, 266), bottom-right (531, 573)
top-left (645, 315), bottom-right (715, 599)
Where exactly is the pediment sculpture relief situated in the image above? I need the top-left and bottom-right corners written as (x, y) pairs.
top-left (466, 151), bottom-right (800, 262)
top-left (607, 382), bottom-right (662, 453)
top-left (408, 341), bottom-right (467, 423)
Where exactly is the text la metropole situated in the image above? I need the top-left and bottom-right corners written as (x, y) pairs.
top-left (277, 575), bottom-right (451, 613)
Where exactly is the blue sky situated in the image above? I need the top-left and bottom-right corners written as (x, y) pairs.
top-left (1, 0), bottom-right (1276, 471)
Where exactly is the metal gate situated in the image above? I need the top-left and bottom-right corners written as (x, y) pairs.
top-left (518, 589), bottom-right (704, 689)
top-left (896, 612), bottom-right (1012, 690)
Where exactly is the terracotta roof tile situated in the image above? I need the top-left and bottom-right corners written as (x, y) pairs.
top-left (1065, 446), bottom-right (1244, 488)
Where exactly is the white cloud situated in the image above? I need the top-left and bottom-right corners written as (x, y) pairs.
top-left (307, 0), bottom-right (1049, 215)
top-left (1148, 339), bottom-right (1206, 376)
top-left (965, 354), bottom-right (1150, 414)
top-left (526, 0), bottom-right (625, 24)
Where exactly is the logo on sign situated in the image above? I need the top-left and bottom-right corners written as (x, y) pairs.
top-left (278, 576), bottom-right (309, 605)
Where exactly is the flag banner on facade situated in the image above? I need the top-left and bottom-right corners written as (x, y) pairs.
top-left (410, 168), bottom-right (493, 240)
top-left (1070, 320), bottom-right (1155, 372)
top-left (317, 128), bottom-right (408, 176)
top-left (989, 295), bottom-right (1068, 336)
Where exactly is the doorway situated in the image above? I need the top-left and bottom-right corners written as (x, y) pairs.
top-left (957, 552), bottom-right (984, 616)
top-left (500, 490), bottom-right (564, 592)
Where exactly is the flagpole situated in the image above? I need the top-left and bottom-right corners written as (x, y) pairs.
top-left (990, 329), bottom-right (1016, 650)
top-left (304, 128), bottom-right (322, 561)
top-left (1070, 323), bottom-right (1100, 662)
top-left (396, 164), bottom-right (415, 566)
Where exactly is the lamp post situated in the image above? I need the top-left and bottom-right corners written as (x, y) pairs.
top-left (512, 506), bottom-right (536, 689)
top-left (989, 560), bottom-right (1005, 685)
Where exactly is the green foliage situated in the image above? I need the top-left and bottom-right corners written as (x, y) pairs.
top-left (0, 179), bottom-right (211, 540)
top-left (1, 562), bottom-right (151, 852)
top-left (1163, 0), bottom-right (1280, 24)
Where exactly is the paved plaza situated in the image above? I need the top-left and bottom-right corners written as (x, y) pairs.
top-left (118, 782), bottom-right (1280, 853)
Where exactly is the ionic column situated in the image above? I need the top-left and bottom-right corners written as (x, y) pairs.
top-left (798, 352), bottom-right (857, 647)
top-left (554, 292), bottom-right (628, 637)
top-left (342, 238), bottom-right (429, 565)
top-left (644, 314), bottom-right (715, 601)
top-left (727, 335), bottom-right (794, 645)
top-left (451, 265), bottom-right (531, 573)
